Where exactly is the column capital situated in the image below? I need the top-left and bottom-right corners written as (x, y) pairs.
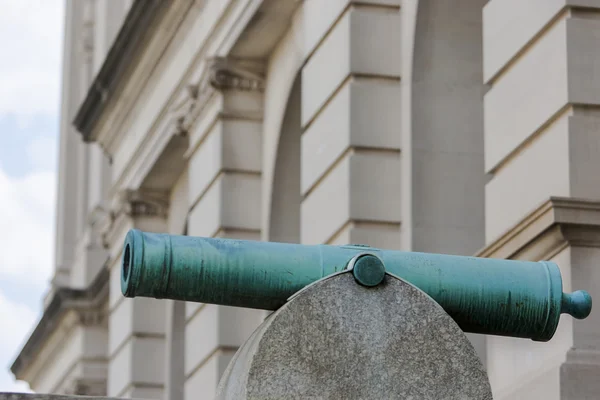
top-left (171, 57), bottom-right (266, 135)
top-left (111, 188), bottom-right (170, 219)
top-left (207, 57), bottom-right (266, 91)
top-left (66, 379), bottom-right (108, 396)
top-left (102, 189), bottom-right (170, 253)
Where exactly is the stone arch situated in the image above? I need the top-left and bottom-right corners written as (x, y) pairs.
top-left (260, 15), bottom-right (304, 241)
top-left (268, 74), bottom-right (301, 243)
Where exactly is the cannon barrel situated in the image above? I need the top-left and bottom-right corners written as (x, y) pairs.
top-left (121, 229), bottom-right (592, 341)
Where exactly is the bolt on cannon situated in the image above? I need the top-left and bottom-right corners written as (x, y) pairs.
top-left (121, 229), bottom-right (592, 342)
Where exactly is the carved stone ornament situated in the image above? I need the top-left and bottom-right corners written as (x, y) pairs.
top-left (77, 308), bottom-right (106, 327)
top-left (208, 57), bottom-right (266, 91)
top-left (170, 57), bottom-right (265, 134)
top-left (87, 204), bottom-right (109, 227)
top-left (65, 376), bottom-right (108, 396)
top-left (112, 188), bottom-right (170, 219)
top-left (171, 84), bottom-right (200, 136)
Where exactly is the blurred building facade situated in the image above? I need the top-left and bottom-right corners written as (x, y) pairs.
top-left (10, 0), bottom-right (600, 399)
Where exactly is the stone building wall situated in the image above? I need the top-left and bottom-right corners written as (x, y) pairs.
top-left (10, 1), bottom-right (600, 399)
top-left (481, 3), bottom-right (600, 399)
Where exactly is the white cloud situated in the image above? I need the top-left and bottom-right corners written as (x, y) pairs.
top-left (27, 135), bottom-right (59, 174)
top-left (0, 167), bottom-right (55, 286)
top-left (0, 0), bottom-right (65, 116)
top-left (0, 0), bottom-right (63, 393)
top-left (0, 165), bottom-right (55, 392)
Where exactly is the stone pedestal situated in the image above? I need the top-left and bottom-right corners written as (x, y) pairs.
top-left (217, 273), bottom-right (492, 399)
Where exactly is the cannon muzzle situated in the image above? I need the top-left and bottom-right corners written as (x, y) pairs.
top-left (121, 229), bottom-right (592, 341)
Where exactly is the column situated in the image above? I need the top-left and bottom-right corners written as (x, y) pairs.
top-left (53, 0), bottom-right (86, 288)
top-left (68, 0), bottom-right (110, 289)
top-left (62, 303), bottom-right (110, 396)
top-left (182, 57), bottom-right (266, 399)
top-left (300, 1), bottom-right (402, 248)
top-left (164, 300), bottom-right (185, 400)
top-left (104, 189), bottom-right (170, 399)
top-left (482, 2), bottom-right (600, 399)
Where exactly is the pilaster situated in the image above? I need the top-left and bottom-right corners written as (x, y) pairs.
top-left (300, 1), bottom-right (402, 248)
top-left (180, 56), bottom-right (266, 398)
top-left (478, 197), bottom-right (600, 399)
top-left (483, 2), bottom-right (600, 397)
top-left (54, 0), bottom-right (86, 289)
top-left (103, 189), bottom-right (169, 399)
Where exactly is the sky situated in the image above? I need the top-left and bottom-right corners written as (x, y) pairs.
top-left (0, 0), bottom-right (65, 392)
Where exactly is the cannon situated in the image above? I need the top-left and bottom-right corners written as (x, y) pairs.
top-left (121, 229), bottom-right (592, 342)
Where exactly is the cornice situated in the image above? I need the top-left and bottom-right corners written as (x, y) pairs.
top-left (477, 197), bottom-right (600, 260)
top-left (11, 268), bottom-right (109, 380)
top-left (75, 0), bottom-right (271, 200)
top-left (92, 1), bottom-right (196, 157)
top-left (73, 0), bottom-right (169, 141)
top-left (73, 0), bottom-right (289, 202)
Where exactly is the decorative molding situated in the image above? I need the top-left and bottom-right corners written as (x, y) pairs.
top-left (87, 204), bottom-right (109, 227)
top-left (171, 84), bottom-right (200, 136)
top-left (66, 379), bottom-right (108, 397)
top-left (74, 0), bottom-right (224, 154)
top-left (101, 189), bottom-right (169, 252)
top-left (101, 211), bottom-right (132, 258)
top-left (208, 57), bottom-right (265, 91)
top-left (112, 188), bottom-right (170, 219)
top-left (77, 308), bottom-right (107, 326)
top-left (73, 0), bottom-right (267, 196)
top-left (171, 57), bottom-right (265, 136)
top-left (73, 0), bottom-right (170, 141)
top-left (476, 197), bottom-right (600, 261)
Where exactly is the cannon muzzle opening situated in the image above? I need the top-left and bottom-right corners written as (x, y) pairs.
top-left (121, 228), bottom-right (176, 301)
top-left (121, 229), bottom-right (142, 298)
top-left (122, 240), bottom-right (133, 297)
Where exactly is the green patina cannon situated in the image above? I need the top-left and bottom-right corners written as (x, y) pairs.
top-left (121, 229), bottom-right (592, 342)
